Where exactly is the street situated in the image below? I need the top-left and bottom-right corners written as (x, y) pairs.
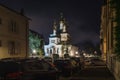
top-left (60, 61), bottom-right (115, 80)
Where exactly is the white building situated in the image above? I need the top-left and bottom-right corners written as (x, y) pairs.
top-left (44, 15), bottom-right (79, 58)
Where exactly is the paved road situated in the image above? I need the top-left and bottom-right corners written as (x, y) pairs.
top-left (60, 62), bottom-right (115, 80)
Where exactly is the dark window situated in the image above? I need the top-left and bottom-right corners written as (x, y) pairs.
top-left (8, 41), bottom-right (21, 54)
top-left (51, 40), bottom-right (55, 43)
top-left (8, 20), bottom-right (18, 33)
top-left (15, 42), bottom-right (21, 54)
top-left (8, 41), bottom-right (15, 54)
top-left (11, 21), bottom-right (17, 32)
top-left (0, 40), bottom-right (2, 47)
top-left (0, 18), bottom-right (2, 24)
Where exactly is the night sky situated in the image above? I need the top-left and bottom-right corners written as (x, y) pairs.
top-left (0, 0), bottom-right (104, 45)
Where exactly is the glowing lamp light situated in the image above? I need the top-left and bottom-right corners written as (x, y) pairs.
top-left (75, 51), bottom-right (78, 54)
top-left (70, 53), bottom-right (74, 56)
top-left (83, 53), bottom-right (86, 56)
top-left (33, 49), bottom-right (36, 53)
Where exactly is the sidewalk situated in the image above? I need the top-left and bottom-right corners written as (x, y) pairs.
top-left (59, 60), bottom-right (116, 80)
top-left (69, 65), bottom-right (115, 80)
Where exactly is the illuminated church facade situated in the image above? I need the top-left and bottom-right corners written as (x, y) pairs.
top-left (44, 15), bottom-right (79, 58)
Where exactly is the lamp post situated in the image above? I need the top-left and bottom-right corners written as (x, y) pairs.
top-left (75, 51), bottom-right (78, 57)
top-left (32, 49), bottom-right (36, 58)
top-left (33, 49), bottom-right (36, 53)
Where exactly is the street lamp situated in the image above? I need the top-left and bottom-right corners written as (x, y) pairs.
top-left (75, 51), bottom-right (79, 57)
top-left (31, 49), bottom-right (37, 58)
top-left (75, 51), bottom-right (78, 54)
top-left (33, 49), bottom-right (36, 53)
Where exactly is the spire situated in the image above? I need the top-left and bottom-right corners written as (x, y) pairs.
top-left (53, 20), bottom-right (57, 36)
top-left (63, 18), bottom-right (67, 32)
top-left (59, 13), bottom-right (64, 30)
top-left (53, 20), bottom-right (57, 30)
top-left (60, 13), bottom-right (63, 21)
top-left (59, 13), bottom-right (68, 32)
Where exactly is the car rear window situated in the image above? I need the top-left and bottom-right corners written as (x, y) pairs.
top-left (23, 60), bottom-right (52, 71)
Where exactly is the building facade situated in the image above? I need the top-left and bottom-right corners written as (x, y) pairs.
top-left (100, 0), bottom-right (120, 80)
top-left (44, 15), bottom-right (79, 58)
top-left (0, 4), bottom-right (29, 59)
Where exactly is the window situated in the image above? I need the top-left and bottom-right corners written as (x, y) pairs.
top-left (11, 21), bottom-right (17, 32)
top-left (15, 42), bottom-right (21, 54)
top-left (8, 41), bottom-right (15, 54)
top-left (0, 18), bottom-right (2, 24)
top-left (0, 40), bottom-right (2, 47)
top-left (57, 48), bottom-right (59, 54)
top-left (8, 20), bottom-right (18, 33)
top-left (47, 48), bottom-right (49, 54)
top-left (8, 41), bottom-right (20, 55)
top-left (51, 40), bottom-right (55, 43)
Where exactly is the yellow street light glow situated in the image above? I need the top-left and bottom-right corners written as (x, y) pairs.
top-left (75, 51), bottom-right (78, 54)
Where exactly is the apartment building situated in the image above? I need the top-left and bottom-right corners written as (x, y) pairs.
top-left (0, 4), bottom-right (29, 59)
top-left (100, 0), bottom-right (120, 80)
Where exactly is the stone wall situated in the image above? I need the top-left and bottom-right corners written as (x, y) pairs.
top-left (107, 54), bottom-right (120, 80)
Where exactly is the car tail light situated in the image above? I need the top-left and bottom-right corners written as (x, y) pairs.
top-left (7, 72), bottom-right (23, 78)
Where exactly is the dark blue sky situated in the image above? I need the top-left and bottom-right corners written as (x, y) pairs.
top-left (0, 0), bottom-right (104, 45)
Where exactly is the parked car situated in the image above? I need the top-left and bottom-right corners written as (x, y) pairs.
top-left (0, 60), bottom-right (20, 80)
top-left (90, 58), bottom-right (103, 66)
top-left (54, 59), bottom-right (73, 77)
top-left (0, 58), bottom-right (60, 80)
top-left (84, 58), bottom-right (91, 65)
top-left (43, 56), bottom-right (53, 63)
top-left (70, 57), bottom-right (83, 72)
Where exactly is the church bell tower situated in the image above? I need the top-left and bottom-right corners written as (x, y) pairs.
top-left (59, 13), bottom-right (70, 43)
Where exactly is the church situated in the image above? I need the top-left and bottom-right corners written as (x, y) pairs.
top-left (44, 15), bottom-right (79, 58)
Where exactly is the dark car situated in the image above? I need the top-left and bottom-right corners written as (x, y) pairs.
top-left (90, 58), bottom-right (104, 66)
top-left (54, 59), bottom-right (73, 77)
top-left (70, 57), bottom-right (85, 71)
top-left (43, 56), bottom-right (53, 63)
top-left (0, 58), bottom-right (59, 80)
top-left (0, 60), bottom-right (20, 80)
